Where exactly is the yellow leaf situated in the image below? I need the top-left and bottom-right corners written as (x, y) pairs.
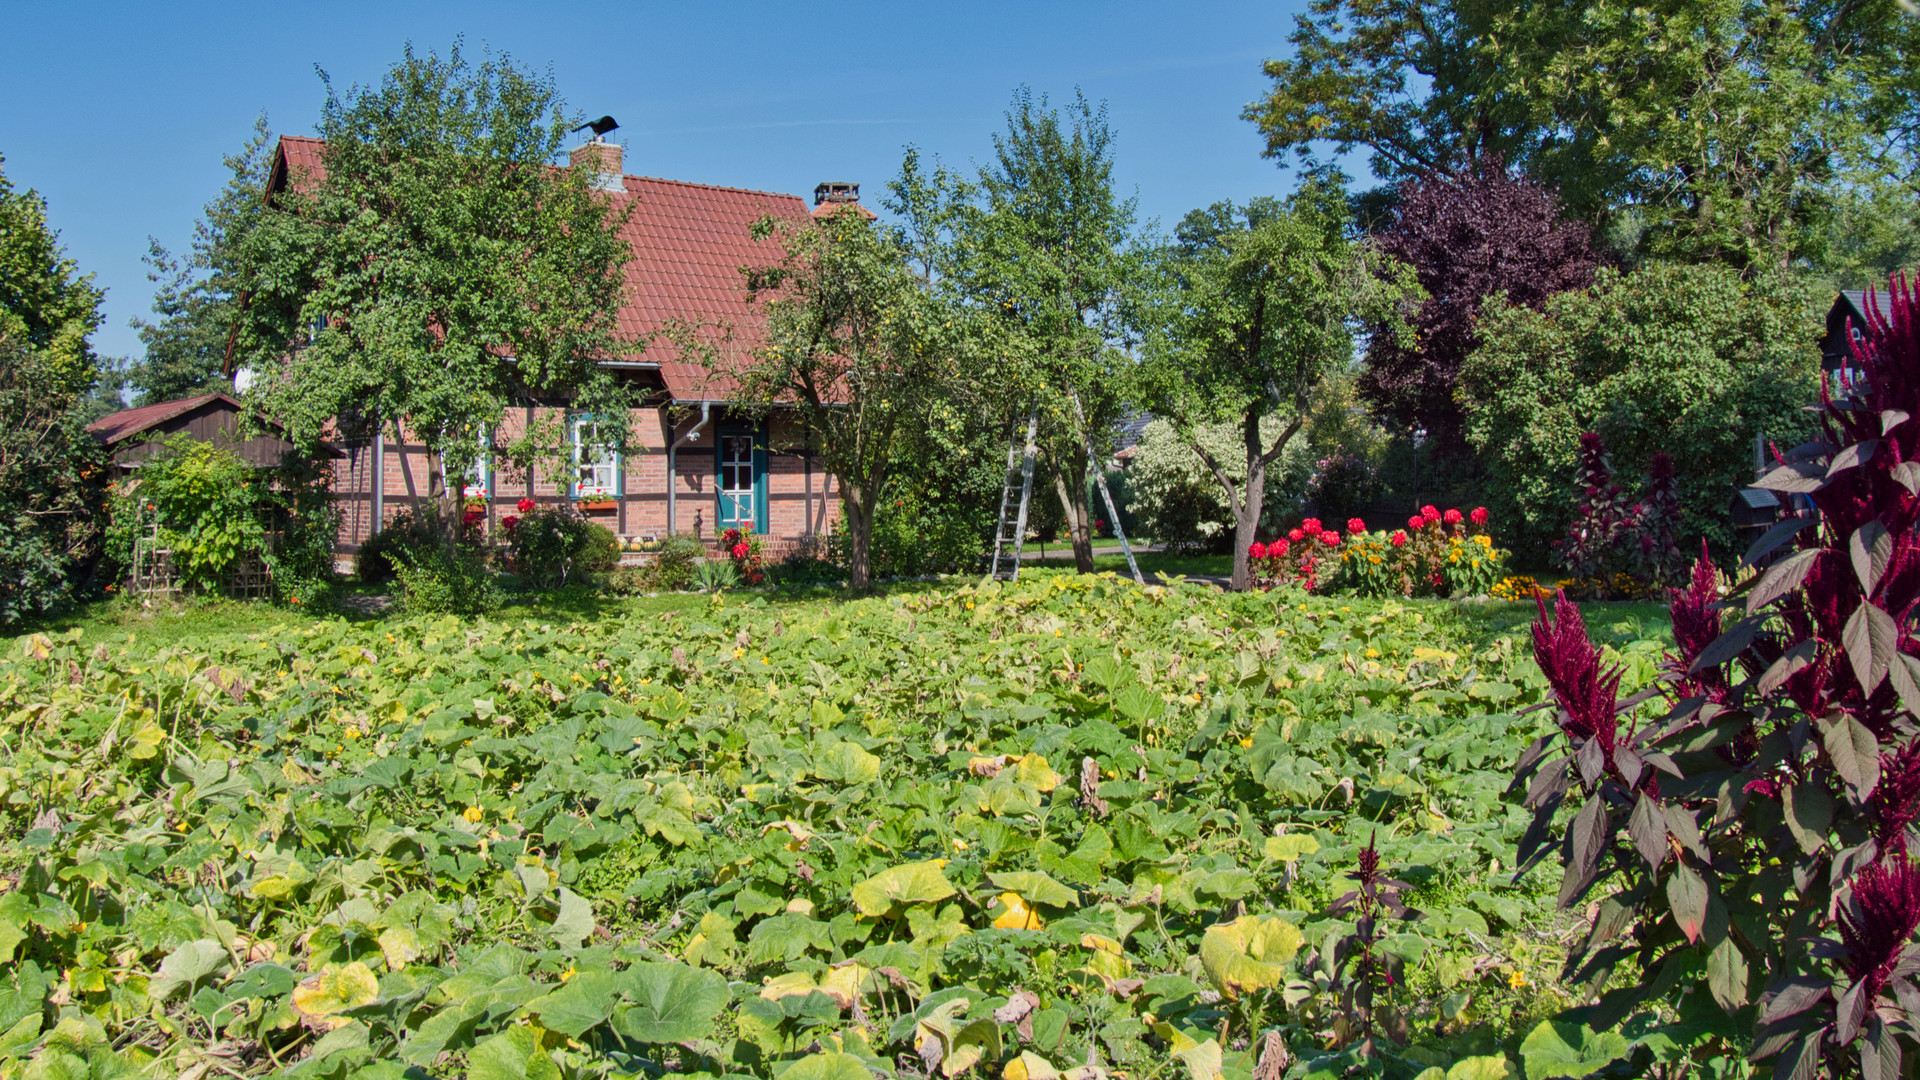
top-left (1199, 916), bottom-right (1302, 1000)
top-left (1015, 754), bottom-right (1061, 792)
top-left (291, 962), bottom-right (380, 1017)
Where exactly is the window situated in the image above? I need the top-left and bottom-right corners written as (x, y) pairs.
top-left (572, 417), bottom-right (619, 499)
top-left (463, 429), bottom-right (492, 499)
top-left (716, 425), bottom-right (766, 531)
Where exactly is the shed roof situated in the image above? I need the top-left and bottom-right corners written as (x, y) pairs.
top-left (87, 392), bottom-right (238, 445)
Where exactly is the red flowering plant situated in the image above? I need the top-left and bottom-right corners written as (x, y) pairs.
top-left (1336, 506), bottom-right (1505, 597)
top-left (1513, 277), bottom-right (1920, 1075)
top-left (719, 525), bottom-right (765, 585)
top-left (1248, 518), bottom-right (1343, 591)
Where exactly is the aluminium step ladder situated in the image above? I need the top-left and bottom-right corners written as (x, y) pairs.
top-left (987, 410), bottom-right (1040, 581)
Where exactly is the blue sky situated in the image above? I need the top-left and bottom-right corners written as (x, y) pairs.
top-left (0, 0), bottom-right (1329, 369)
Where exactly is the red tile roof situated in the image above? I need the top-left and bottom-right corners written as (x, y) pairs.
top-left (270, 136), bottom-right (815, 402)
top-left (87, 392), bottom-right (238, 444)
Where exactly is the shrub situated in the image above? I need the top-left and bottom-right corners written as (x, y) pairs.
top-left (643, 534), bottom-right (706, 591)
top-left (1126, 418), bottom-right (1308, 551)
top-left (1513, 276), bottom-right (1920, 1075)
top-left (692, 557), bottom-right (740, 592)
top-left (356, 511), bottom-right (443, 584)
top-left (1460, 262), bottom-right (1820, 562)
top-left (392, 543), bottom-right (499, 615)
top-left (105, 435), bottom-right (263, 594)
top-left (504, 501), bottom-right (613, 589)
top-left (0, 337), bottom-right (105, 623)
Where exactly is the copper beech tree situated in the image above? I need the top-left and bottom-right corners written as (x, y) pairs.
top-left (1518, 276), bottom-right (1920, 1075)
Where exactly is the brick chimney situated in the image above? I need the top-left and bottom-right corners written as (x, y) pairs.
top-left (570, 139), bottom-right (624, 192)
top-left (811, 181), bottom-right (875, 219)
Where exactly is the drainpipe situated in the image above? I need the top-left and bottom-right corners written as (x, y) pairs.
top-left (666, 400), bottom-right (713, 536)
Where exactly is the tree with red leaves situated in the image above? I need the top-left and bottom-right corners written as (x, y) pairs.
top-left (1358, 162), bottom-right (1601, 451)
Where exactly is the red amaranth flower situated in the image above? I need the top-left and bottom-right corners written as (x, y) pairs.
top-left (1667, 541), bottom-right (1728, 701)
top-left (1470, 507), bottom-right (1489, 526)
top-left (1347, 518), bottom-right (1367, 535)
top-left (1390, 531), bottom-right (1408, 547)
top-left (1840, 858), bottom-right (1920, 999)
top-left (1249, 542), bottom-right (1268, 560)
top-left (1443, 508), bottom-right (1464, 525)
top-left (1872, 741), bottom-right (1920, 858)
top-left (1532, 590), bottom-right (1623, 758)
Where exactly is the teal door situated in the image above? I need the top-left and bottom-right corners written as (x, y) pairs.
top-left (716, 426), bottom-right (768, 532)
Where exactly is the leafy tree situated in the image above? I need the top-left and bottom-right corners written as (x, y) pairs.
top-left (1246, 0), bottom-right (1920, 271)
top-left (1358, 161), bottom-right (1602, 450)
top-left (1139, 176), bottom-right (1421, 590)
top-left (0, 155), bottom-right (104, 398)
top-left (0, 156), bottom-right (108, 622)
top-left (739, 204), bottom-right (981, 591)
top-left (1123, 417), bottom-right (1307, 551)
top-left (129, 115), bottom-right (276, 405)
top-left (1458, 262), bottom-right (1820, 562)
top-left (947, 89), bottom-right (1142, 573)
top-left (236, 42), bottom-right (635, 536)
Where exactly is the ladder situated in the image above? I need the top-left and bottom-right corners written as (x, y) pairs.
top-left (1070, 390), bottom-right (1144, 586)
top-left (988, 410), bottom-right (1040, 581)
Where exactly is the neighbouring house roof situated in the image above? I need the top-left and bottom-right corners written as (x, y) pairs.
top-left (1826, 289), bottom-right (1900, 370)
top-left (270, 136), bottom-right (816, 404)
top-left (88, 391), bottom-right (339, 468)
top-left (87, 392), bottom-right (238, 445)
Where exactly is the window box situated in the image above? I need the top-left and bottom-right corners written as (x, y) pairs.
top-left (580, 499), bottom-right (617, 511)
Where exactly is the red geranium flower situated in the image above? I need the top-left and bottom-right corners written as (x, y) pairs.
top-left (1347, 518), bottom-right (1366, 535)
top-left (1288, 528), bottom-right (1305, 543)
top-left (1390, 530), bottom-right (1407, 547)
top-left (1470, 506), bottom-right (1489, 526)
top-left (1444, 508), bottom-right (1464, 525)
top-left (732, 542), bottom-right (749, 559)
top-left (517, 498), bottom-right (536, 513)
top-left (1249, 542), bottom-right (1268, 560)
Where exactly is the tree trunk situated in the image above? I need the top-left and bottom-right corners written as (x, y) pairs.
top-left (841, 484), bottom-right (875, 592)
top-left (1050, 446), bottom-right (1096, 573)
top-left (426, 445), bottom-right (462, 562)
top-left (1230, 411), bottom-right (1267, 592)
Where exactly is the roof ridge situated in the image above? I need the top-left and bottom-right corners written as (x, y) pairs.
top-left (621, 174), bottom-right (807, 202)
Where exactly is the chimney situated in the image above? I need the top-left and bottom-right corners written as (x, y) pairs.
top-left (811, 181), bottom-right (875, 219)
top-left (813, 181), bottom-right (859, 206)
top-left (570, 139), bottom-right (625, 192)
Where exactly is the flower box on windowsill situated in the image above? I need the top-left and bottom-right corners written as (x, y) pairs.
top-left (579, 499), bottom-right (617, 511)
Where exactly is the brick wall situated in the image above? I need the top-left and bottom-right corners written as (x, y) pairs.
top-left (332, 406), bottom-right (838, 557)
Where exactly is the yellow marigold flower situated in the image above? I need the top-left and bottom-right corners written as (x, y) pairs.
top-left (344, 728), bottom-right (360, 739)
top-left (463, 806), bottom-right (484, 823)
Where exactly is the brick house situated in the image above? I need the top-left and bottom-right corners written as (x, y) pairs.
top-left (267, 135), bottom-right (862, 564)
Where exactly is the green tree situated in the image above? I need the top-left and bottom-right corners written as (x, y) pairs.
top-left (1139, 177), bottom-right (1420, 590)
top-left (236, 42), bottom-right (636, 535)
top-left (0, 155), bottom-right (109, 622)
top-left (739, 206), bottom-right (981, 591)
top-left (129, 115), bottom-right (276, 405)
top-left (946, 89), bottom-right (1143, 573)
top-left (1246, 0), bottom-right (1920, 272)
top-left (1458, 262), bottom-right (1821, 562)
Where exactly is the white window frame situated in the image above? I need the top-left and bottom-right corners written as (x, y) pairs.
top-left (571, 416), bottom-right (619, 499)
top-left (462, 429), bottom-right (492, 499)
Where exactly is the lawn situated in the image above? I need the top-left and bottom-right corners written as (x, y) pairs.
top-left (0, 572), bottom-right (1676, 1080)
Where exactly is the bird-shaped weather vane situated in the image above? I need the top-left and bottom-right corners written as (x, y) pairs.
top-left (571, 116), bottom-right (619, 139)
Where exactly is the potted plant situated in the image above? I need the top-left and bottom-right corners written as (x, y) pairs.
top-left (576, 484), bottom-right (616, 511)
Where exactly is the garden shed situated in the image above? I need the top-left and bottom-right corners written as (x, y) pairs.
top-left (87, 391), bottom-right (334, 470)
